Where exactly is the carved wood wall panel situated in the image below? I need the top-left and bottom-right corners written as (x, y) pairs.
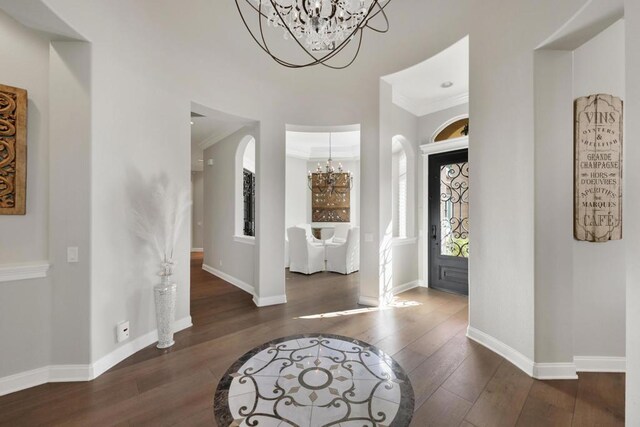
top-left (0, 83), bottom-right (27, 215)
top-left (311, 172), bottom-right (350, 222)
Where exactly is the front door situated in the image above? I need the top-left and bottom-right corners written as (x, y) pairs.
top-left (428, 150), bottom-right (469, 295)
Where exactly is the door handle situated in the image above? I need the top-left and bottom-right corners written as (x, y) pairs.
top-left (431, 225), bottom-right (437, 240)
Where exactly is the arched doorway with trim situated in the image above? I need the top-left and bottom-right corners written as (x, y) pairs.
top-left (420, 115), bottom-right (470, 294)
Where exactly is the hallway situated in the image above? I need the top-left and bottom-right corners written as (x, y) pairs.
top-left (0, 254), bottom-right (624, 426)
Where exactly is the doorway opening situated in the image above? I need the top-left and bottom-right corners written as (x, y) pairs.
top-left (189, 103), bottom-right (257, 318)
top-left (284, 125), bottom-right (361, 288)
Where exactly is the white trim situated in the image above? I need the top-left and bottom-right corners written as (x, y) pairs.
top-left (0, 316), bottom-right (192, 397)
top-left (48, 365), bottom-right (94, 382)
top-left (92, 316), bottom-right (192, 378)
top-left (0, 262), bottom-right (50, 283)
top-left (253, 294), bottom-right (287, 307)
top-left (532, 363), bottom-right (578, 380)
top-left (467, 327), bottom-right (625, 379)
top-left (358, 295), bottom-right (380, 307)
top-left (420, 136), bottom-right (469, 155)
top-left (198, 124), bottom-right (246, 150)
top-left (286, 123), bottom-right (361, 133)
top-left (191, 248), bottom-right (204, 252)
top-left (393, 92), bottom-right (469, 117)
top-left (391, 237), bottom-right (418, 247)
top-left (202, 263), bottom-right (255, 295)
top-left (392, 280), bottom-right (423, 295)
top-left (233, 235), bottom-right (256, 245)
top-left (574, 356), bottom-right (626, 373)
top-left (0, 367), bottom-right (50, 396)
top-left (466, 326), bottom-right (535, 377)
top-left (202, 264), bottom-right (288, 308)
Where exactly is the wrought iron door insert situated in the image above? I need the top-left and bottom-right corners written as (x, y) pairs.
top-left (428, 150), bottom-right (469, 295)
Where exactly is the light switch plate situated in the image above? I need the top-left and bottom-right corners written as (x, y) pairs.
top-left (67, 246), bottom-right (79, 263)
top-left (364, 233), bottom-right (374, 243)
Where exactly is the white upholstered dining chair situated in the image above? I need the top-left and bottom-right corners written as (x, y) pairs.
top-left (287, 227), bottom-right (325, 275)
top-left (297, 223), bottom-right (322, 243)
top-left (326, 223), bottom-right (351, 245)
top-left (326, 227), bottom-right (360, 275)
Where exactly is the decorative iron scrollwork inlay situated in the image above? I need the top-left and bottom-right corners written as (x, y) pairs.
top-left (440, 162), bottom-right (469, 257)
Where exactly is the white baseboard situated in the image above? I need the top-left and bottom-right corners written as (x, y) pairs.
top-left (467, 326), bottom-right (535, 377)
top-left (190, 248), bottom-right (203, 252)
top-left (253, 294), bottom-right (287, 307)
top-left (203, 264), bottom-right (287, 308)
top-left (467, 326), bottom-right (625, 379)
top-left (532, 363), bottom-right (578, 380)
top-left (202, 263), bottom-right (254, 295)
top-left (92, 316), bottom-right (192, 378)
top-left (0, 316), bottom-right (192, 397)
top-left (48, 365), bottom-right (94, 382)
top-left (392, 280), bottom-right (423, 295)
top-left (358, 295), bottom-right (380, 307)
top-left (574, 356), bottom-right (626, 372)
top-left (0, 367), bottom-right (50, 396)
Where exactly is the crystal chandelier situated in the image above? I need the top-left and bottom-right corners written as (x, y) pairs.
top-left (235, 0), bottom-right (391, 69)
top-left (308, 133), bottom-right (353, 197)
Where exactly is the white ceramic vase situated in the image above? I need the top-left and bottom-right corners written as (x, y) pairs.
top-left (154, 276), bottom-right (177, 349)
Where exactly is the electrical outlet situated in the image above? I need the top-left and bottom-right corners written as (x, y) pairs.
top-left (67, 246), bottom-right (79, 263)
top-left (219, 259), bottom-right (223, 267)
top-left (117, 321), bottom-right (130, 343)
top-left (364, 233), bottom-right (374, 243)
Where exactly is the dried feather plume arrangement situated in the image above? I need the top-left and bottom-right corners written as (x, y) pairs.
top-left (131, 180), bottom-right (191, 278)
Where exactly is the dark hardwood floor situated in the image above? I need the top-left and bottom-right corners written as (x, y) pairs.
top-left (0, 253), bottom-right (625, 426)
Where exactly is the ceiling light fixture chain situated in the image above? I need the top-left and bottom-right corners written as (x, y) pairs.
top-left (308, 133), bottom-right (353, 198)
top-left (235, 0), bottom-right (391, 69)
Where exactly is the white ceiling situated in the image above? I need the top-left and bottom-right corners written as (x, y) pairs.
top-left (383, 36), bottom-right (469, 117)
top-left (286, 131), bottom-right (360, 160)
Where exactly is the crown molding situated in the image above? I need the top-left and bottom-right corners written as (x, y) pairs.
top-left (393, 91), bottom-right (469, 117)
top-left (286, 145), bottom-right (360, 161)
top-left (198, 124), bottom-right (246, 151)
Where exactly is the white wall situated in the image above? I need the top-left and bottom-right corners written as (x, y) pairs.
top-left (0, 10), bottom-right (52, 378)
top-left (285, 156), bottom-right (309, 230)
top-left (625, 0), bottom-right (640, 421)
top-left (49, 40), bottom-right (92, 367)
top-left (0, 10), bottom-right (93, 380)
top-left (203, 127), bottom-right (257, 290)
top-left (191, 171), bottom-right (204, 250)
top-left (533, 49), bottom-right (575, 364)
top-left (572, 20), bottom-right (626, 359)
top-left (0, 10), bottom-right (50, 264)
top-left (468, 0), bottom-right (588, 364)
top-left (533, 17), bottom-right (627, 369)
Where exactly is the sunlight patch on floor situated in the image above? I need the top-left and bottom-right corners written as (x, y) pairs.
top-left (296, 298), bottom-right (421, 319)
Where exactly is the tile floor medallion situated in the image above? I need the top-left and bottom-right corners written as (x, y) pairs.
top-left (214, 334), bottom-right (414, 427)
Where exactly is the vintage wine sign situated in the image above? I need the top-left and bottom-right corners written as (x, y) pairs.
top-left (574, 94), bottom-right (623, 242)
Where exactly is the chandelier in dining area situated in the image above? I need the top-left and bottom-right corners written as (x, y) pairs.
top-left (308, 133), bottom-right (353, 199)
top-left (235, 0), bottom-right (391, 69)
